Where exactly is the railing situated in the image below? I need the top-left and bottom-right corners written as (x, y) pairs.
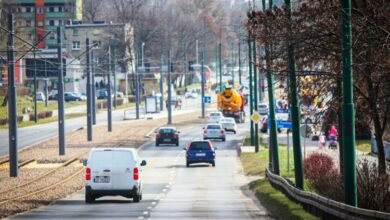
top-left (265, 169), bottom-right (390, 220)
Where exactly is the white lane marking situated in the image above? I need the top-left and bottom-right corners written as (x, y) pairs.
top-left (138, 217), bottom-right (144, 219)
top-left (143, 211), bottom-right (149, 215)
top-left (166, 185), bottom-right (170, 188)
top-left (162, 189), bottom-right (167, 192)
top-left (152, 201), bottom-right (157, 205)
top-left (148, 206), bottom-right (152, 210)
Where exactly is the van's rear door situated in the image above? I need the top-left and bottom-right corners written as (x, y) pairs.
top-left (111, 150), bottom-right (136, 190)
top-left (90, 150), bottom-right (113, 190)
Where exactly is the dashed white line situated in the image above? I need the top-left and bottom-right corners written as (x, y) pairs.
top-left (152, 201), bottom-right (157, 205)
top-left (138, 217), bottom-right (144, 219)
top-left (148, 206), bottom-right (152, 210)
top-left (143, 211), bottom-right (149, 215)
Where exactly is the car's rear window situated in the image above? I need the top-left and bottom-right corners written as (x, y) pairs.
top-left (160, 128), bottom-right (174, 133)
top-left (259, 105), bottom-right (267, 108)
top-left (210, 113), bottom-right (220, 117)
top-left (189, 142), bottom-right (211, 150)
top-left (207, 125), bottom-right (221, 129)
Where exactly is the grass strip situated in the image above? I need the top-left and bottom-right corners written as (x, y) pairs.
top-left (250, 179), bottom-right (319, 220)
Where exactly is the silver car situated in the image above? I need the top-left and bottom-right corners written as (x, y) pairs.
top-left (203, 123), bottom-right (226, 142)
top-left (220, 117), bottom-right (237, 134)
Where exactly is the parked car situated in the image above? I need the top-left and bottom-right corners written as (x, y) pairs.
top-left (84, 148), bottom-right (147, 203)
top-left (184, 140), bottom-right (216, 167)
top-left (220, 117), bottom-right (237, 134)
top-left (35, 92), bottom-right (45, 102)
top-left (155, 127), bottom-right (180, 146)
top-left (165, 96), bottom-right (182, 110)
top-left (185, 89), bottom-right (198, 99)
top-left (203, 123), bottom-right (226, 141)
top-left (116, 91), bottom-right (124, 98)
top-left (64, 92), bottom-right (82, 101)
top-left (97, 90), bottom-right (108, 99)
top-left (207, 112), bottom-right (224, 123)
top-left (74, 92), bottom-right (87, 101)
top-left (258, 103), bottom-right (269, 115)
top-left (48, 90), bottom-right (58, 100)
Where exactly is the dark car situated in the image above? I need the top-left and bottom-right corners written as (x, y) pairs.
top-left (155, 127), bottom-right (180, 146)
top-left (97, 90), bottom-right (108, 99)
top-left (184, 140), bottom-right (216, 167)
top-left (64, 92), bottom-right (82, 101)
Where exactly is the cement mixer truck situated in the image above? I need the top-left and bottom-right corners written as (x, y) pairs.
top-left (217, 86), bottom-right (245, 123)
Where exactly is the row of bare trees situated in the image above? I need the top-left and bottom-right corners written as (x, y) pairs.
top-left (247, 0), bottom-right (389, 175)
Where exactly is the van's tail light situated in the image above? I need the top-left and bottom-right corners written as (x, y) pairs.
top-left (173, 133), bottom-right (177, 139)
top-left (157, 132), bottom-right (161, 138)
top-left (221, 129), bottom-right (225, 134)
top-left (133, 167), bottom-right (139, 180)
top-left (204, 129), bottom-right (207, 134)
top-left (86, 167), bottom-right (91, 181)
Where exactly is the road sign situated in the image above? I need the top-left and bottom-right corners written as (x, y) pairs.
top-left (203, 96), bottom-right (211, 104)
top-left (251, 112), bottom-right (262, 123)
top-left (275, 108), bottom-right (290, 114)
top-left (277, 120), bottom-right (292, 129)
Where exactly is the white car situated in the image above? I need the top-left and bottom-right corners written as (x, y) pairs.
top-left (207, 112), bottom-right (224, 123)
top-left (258, 103), bottom-right (269, 115)
top-left (203, 123), bottom-right (226, 141)
top-left (220, 117), bottom-right (237, 134)
top-left (84, 148), bottom-right (147, 203)
top-left (185, 89), bottom-right (198, 99)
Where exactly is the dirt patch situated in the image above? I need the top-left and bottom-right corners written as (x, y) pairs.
top-left (0, 111), bottom-right (206, 218)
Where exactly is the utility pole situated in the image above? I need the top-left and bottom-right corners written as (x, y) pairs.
top-left (248, 40), bottom-right (254, 146)
top-left (201, 51), bottom-right (205, 118)
top-left (135, 46), bottom-right (140, 119)
top-left (7, 13), bottom-right (18, 177)
top-left (238, 41), bottom-right (242, 86)
top-left (196, 39), bottom-right (198, 64)
top-left (285, 0), bottom-right (304, 189)
top-left (112, 43), bottom-right (117, 108)
top-left (160, 52), bottom-right (164, 111)
top-left (253, 41), bottom-right (259, 152)
top-left (264, 0), bottom-right (280, 175)
top-left (231, 44), bottom-right (235, 86)
top-left (86, 38), bottom-right (92, 141)
top-left (215, 43), bottom-right (218, 88)
top-left (218, 43), bottom-right (222, 92)
top-left (340, 0), bottom-right (357, 206)
top-left (33, 50), bottom-right (37, 123)
top-left (91, 51), bottom-right (96, 125)
top-left (57, 27), bottom-right (66, 155)
top-left (107, 40), bottom-right (112, 132)
top-left (167, 50), bottom-right (172, 124)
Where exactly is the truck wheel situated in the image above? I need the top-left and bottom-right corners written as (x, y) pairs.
top-left (85, 190), bottom-right (95, 203)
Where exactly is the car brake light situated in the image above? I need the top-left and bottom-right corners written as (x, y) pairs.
top-left (204, 129), bottom-right (207, 134)
top-left (173, 133), bottom-right (177, 139)
top-left (86, 167), bottom-right (91, 181)
top-left (157, 132), bottom-right (161, 138)
top-left (133, 167), bottom-right (139, 180)
top-left (221, 129), bottom-right (225, 134)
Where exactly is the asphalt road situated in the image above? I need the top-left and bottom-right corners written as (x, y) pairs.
top-left (0, 97), bottom-right (206, 157)
top-left (9, 122), bottom-right (271, 220)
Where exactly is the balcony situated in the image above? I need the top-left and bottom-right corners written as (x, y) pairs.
top-left (14, 12), bottom-right (34, 19)
top-left (45, 12), bottom-right (73, 19)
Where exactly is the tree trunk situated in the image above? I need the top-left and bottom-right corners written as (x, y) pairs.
top-left (1, 92), bottom-right (7, 107)
top-left (372, 106), bottom-right (387, 175)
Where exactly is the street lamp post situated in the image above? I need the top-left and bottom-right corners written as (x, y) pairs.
top-left (141, 42), bottom-right (145, 69)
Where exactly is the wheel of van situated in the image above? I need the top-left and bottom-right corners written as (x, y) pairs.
top-left (133, 194), bottom-right (141, 203)
top-left (222, 138), bottom-right (226, 142)
top-left (176, 141), bottom-right (179, 146)
top-left (186, 162), bottom-right (190, 167)
top-left (85, 191), bottom-right (95, 203)
top-left (212, 161), bottom-right (216, 167)
top-left (233, 131), bottom-right (237, 134)
top-left (156, 142), bottom-right (159, 147)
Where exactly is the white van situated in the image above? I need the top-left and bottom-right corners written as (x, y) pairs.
top-left (84, 148), bottom-right (147, 203)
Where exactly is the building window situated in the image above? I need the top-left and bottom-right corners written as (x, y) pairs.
top-left (72, 29), bottom-right (79, 36)
top-left (58, 20), bottom-right (63, 26)
top-left (92, 40), bottom-right (101, 49)
top-left (72, 41), bottom-right (80, 50)
top-left (49, 20), bottom-right (55, 26)
top-left (49, 32), bottom-right (56, 40)
top-left (25, 20), bottom-right (32, 27)
top-left (26, 7), bottom-right (31, 13)
top-left (58, 7), bottom-right (63, 12)
top-left (37, 7), bottom-right (43, 14)
top-left (49, 7), bottom-right (54, 12)
top-left (37, 21), bottom-right (43, 27)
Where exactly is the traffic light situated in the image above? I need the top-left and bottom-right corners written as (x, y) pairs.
top-left (188, 61), bottom-right (194, 71)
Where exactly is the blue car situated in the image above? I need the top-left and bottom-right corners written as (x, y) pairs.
top-left (184, 140), bottom-right (216, 167)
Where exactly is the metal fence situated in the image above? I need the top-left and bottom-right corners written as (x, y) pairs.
top-left (265, 169), bottom-right (390, 220)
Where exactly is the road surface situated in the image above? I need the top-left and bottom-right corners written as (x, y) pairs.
top-left (10, 122), bottom-right (271, 220)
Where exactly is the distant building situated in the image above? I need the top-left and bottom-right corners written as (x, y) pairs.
top-left (64, 21), bottom-right (135, 94)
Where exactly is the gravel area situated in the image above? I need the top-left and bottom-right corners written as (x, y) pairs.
top-left (0, 111), bottom-right (205, 218)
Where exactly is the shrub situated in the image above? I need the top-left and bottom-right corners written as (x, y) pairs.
top-left (17, 116), bottom-right (23, 123)
top-left (37, 112), bottom-right (46, 119)
top-left (45, 111), bottom-right (53, 118)
top-left (304, 153), bottom-right (345, 202)
top-left (357, 159), bottom-right (390, 212)
top-left (29, 114), bottom-right (35, 121)
top-left (304, 152), bottom-right (335, 180)
top-left (0, 118), bottom-right (7, 125)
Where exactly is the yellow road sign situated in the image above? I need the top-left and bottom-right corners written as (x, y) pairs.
top-left (251, 112), bottom-right (262, 123)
